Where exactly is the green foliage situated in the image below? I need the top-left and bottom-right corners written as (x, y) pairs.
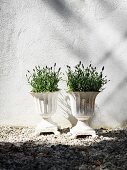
top-left (66, 61), bottom-right (109, 92)
top-left (26, 64), bottom-right (61, 92)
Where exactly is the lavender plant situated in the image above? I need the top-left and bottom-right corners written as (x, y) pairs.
top-left (66, 61), bottom-right (109, 92)
top-left (26, 63), bottom-right (61, 92)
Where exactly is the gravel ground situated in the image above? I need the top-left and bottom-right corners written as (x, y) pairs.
top-left (0, 126), bottom-right (127, 170)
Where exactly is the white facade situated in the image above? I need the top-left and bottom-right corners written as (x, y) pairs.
top-left (0, 0), bottom-right (127, 128)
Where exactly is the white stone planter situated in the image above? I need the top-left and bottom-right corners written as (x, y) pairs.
top-left (31, 91), bottom-right (60, 135)
top-left (68, 92), bottom-right (99, 138)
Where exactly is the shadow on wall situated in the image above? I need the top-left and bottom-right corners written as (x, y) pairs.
top-left (0, 130), bottom-right (127, 169)
top-left (41, 0), bottom-right (127, 128)
top-left (43, 0), bottom-right (74, 20)
top-left (42, 0), bottom-right (91, 31)
top-left (54, 31), bottom-right (89, 61)
top-left (42, 0), bottom-right (91, 61)
top-left (103, 75), bottom-right (127, 106)
top-left (95, 30), bottom-right (127, 126)
top-left (56, 91), bottom-right (77, 128)
top-left (93, 0), bottom-right (121, 20)
top-left (96, 30), bottom-right (127, 67)
top-left (102, 75), bottom-right (127, 124)
top-left (96, 0), bottom-right (120, 13)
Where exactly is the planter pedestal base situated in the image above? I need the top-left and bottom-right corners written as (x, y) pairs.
top-left (35, 118), bottom-right (60, 136)
top-left (67, 120), bottom-right (96, 139)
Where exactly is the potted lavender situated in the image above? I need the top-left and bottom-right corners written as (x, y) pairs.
top-left (26, 63), bottom-right (61, 135)
top-left (66, 61), bottom-right (109, 138)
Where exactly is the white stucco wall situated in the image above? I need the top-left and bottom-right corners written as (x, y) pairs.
top-left (0, 0), bottom-right (127, 128)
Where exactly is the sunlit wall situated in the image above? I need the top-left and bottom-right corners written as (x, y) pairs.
top-left (0, 0), bottom-right (127, 128)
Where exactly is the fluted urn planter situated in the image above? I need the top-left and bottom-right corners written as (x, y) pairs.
top-left (68, 92), bottom-right (99, 138)
top-left (31, 92), bottom-right (60, 135)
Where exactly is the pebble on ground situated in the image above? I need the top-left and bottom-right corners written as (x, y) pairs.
top-left (0, 126), bottom-right (127, 170)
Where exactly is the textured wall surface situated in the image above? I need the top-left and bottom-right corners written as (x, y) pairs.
top-left (0, 0), bottom-right (127, 128)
